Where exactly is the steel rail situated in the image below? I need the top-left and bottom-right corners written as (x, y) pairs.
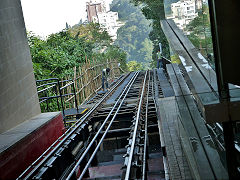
top-left (142, 70), bottom-right (150, 180)
top-left (152, 69), bottom-right (170, 179)
top-left (37, 84), bottom-right (56, 94)
top-left (77, 72), bottom-right (140, 180)
top-left (37, 83), bottom-right (57, 90)
top-left (206, 124), bottom-right (225, 151)
top-left (124, 71), bottom-right (148, 180)
top-left (65, 71), bottom-right (139, 180)
top-left (17, 73), bottom-right (129, 180)
top-left (36, 78), bottom-right (59, 82)
top-left (162, 57), bottom-right (172, 63)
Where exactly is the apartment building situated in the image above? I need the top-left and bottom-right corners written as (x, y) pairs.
top-left (170, 0), bottom-right (198, 30)
top-left (86, 0), bottom-right (122, 41)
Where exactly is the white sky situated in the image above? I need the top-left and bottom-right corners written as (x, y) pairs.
top-left (21, 0), bottom-right (88, 38)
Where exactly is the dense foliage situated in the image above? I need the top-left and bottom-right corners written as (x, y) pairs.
top-left (130, 1), bottom-right (213, 66)
top-left (127, 61), bottom-right (144, 71)
top-left (28, 23), bottom-right (127, 80)
top-left (185, 5), bottom-right (213, 59)
top-left (163, 0), bottom-right (179, 15)
top-left (111, 0), bottom-right (153, 68)
top-left (129, 0), bottom-right (170, 68)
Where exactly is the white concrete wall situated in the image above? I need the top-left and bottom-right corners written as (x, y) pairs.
top-left (0, 0), bottom-right (41, 133)
top-left (98, 11), bottom-right (120, 40)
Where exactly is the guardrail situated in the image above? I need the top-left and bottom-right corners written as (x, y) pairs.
top-left (36, 59), bottom-right (121, 119)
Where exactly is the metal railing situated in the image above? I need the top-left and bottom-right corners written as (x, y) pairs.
top-left (36, 60), bottom-right (121, 121)
top-left (36, 78), bottom-right (78, 120)
top-left (17, 73), bottom-right (129, 180)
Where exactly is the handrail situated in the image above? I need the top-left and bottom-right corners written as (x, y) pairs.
top-left (36, 60), bottom-right (122, 119)
top-left (37, 84), bottom-right (56, 93)
top-left (17, 73), bottom-right (128, 180)
top-left (36, 78), bottom-right (59, 82)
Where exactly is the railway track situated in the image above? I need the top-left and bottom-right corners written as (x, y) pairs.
top-left (17, 71), bottom-right (164, 180)
top-left (20, 68), bottom-right (234, 179)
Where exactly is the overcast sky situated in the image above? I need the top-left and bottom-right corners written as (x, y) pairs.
top-left (21, 0), bottom-right (88, 38)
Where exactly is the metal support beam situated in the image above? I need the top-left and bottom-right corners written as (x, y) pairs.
top-left (208, 0), bottom-right (240, 178)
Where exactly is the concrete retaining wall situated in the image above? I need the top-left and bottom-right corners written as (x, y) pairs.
top-left (0, 0), bottom-right (41, 133)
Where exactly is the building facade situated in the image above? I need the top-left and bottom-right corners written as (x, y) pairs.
top-left (86, 0), bottom-right (121, 41)
top-left (86, 2), bottom-right (103, 22)
top-left (170, 0), bottom-right (198, 31)
top-left (98, 11), bottom-right (121, 40)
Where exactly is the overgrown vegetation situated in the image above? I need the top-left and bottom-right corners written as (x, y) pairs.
top-left (111, 0), bottom-right (153, 68)
top-left (130, 0), bottom-right (170, 67)
top-left (130, 1), bottom-right (213, 66)
top-left (185, 5), bottom-right (213, 59)
top-left (127, 61), bottom-right (144, 71)
top-left (29, 23), bottom-right (128, 112)
top-left (28, 23), bottom-right (127, 80)
top-left (164, 0), bottom-right (178, 15)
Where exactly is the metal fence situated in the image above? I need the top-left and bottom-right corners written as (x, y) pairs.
top-left (36, 59), bottom-right (121, 118)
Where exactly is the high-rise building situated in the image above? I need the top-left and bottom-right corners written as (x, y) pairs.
top-left (195, 0), bottom-right (203, 10)
top-left (98, 11), bottom-right (122, 40)
top-left (170, 0), bottom-right (198, 31)
top-left (86, 1), bottom-right (104, 22)
top-left (86, 0), bottom-right (122, 41)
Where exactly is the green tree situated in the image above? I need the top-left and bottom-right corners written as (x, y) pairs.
top-left (185, 5), bottom-right (213, 58)
top-left (127, 61), bottom-right (144, 71)
top-left (139, 38), bottom-right (153, 62)
top-left (111, 0), bottom-right (153, 65)
top-left (171, 54), bottom-right (181, 64)
top-left (70, 23), bottom-right (112, 50)
top-left (105, 45), bottom-right (128, 71)
top-left (163, 0), bottom-right (179, 15)
top-left (130, 0), bottom-right (170, 65)
top-left (28, 23), bottom-right (127, 80)
top-left (28, 23), bottom-right (128, 112)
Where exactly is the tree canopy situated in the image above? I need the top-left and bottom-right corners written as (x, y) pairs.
top-left (185, 5), bottom-right (213, 59)
top-left (127, 61), bottom-right (144, 71)
top-left (29, 23), bottom-right (127, 80)
top-left (130, 0), bottom-right (170, 66)
top-left (111, 0), bottom-right (153, 67)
